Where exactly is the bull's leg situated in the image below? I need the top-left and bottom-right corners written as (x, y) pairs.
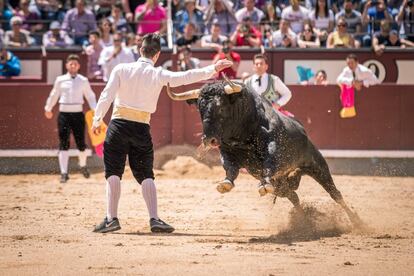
top-left (305, 156), bottom-right (362, 226)
top-left (217, 153), bottom-right (239, 194)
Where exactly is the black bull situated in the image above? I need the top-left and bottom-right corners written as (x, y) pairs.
top-left (166, 80), bottom-right (361, 225)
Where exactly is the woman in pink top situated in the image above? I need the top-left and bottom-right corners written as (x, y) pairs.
top-left (134, 0), bottom-right (167, 35)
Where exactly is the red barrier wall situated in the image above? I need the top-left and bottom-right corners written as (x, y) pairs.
top-left (1, 83), bottom-right (413, 150)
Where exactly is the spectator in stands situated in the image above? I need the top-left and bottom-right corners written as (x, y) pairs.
top-left (235, 0), bottom-right (265, 26)
top-left (85, 30), bottom-right (103, 79)
top-left (16, 0), bottom-right (43, 34)
top-left (200, 19), bottom-right (227, 51)
top-left (126, 32), bottom-right (143, 59)
top-left (230, 16), bottom-right (262, 47)
top-left (108, 2), bottom-right (132, 35)
top-left (271, 18), bottom-right (298, 47)
top-left (62, 0), bottom-right (97, 46)
top-left (94, 0), bottom-right (116, 21)
top-left (362, 0), bottom-right (393, 47)
top-left (260, 2), bottom-right (281, 34)
top-left (135, 0), bottom-right (167, 35)
top-left (204, 0), bottom-right (238, 37)
top-left (335, 0), bottom-right (363, 45)
top-left (396, 0), bottom-right (414, 42)
top-left (122, 0), bottom-right (146, 23)
top-left (176, 22), bottom-right (200, 46)
top-left (98, 32), bottom-right (135, 81)
top-left (98, 18), bottom-right (114, 47)
top-left (389, 29), bottom-right (414, 46)
top-left (309, 0), bottom-right (334, 46)
top-left (373, 20), bottom-right (414, 54)
top-left (337, 53), bottom-right (379, 91)
top-left (372, 19), bottom-right (392, 54)
top-left (38, 0), bottom-right (66, 22)
top-left (4, 16), bottom-right (33, 47)
top-left (281, 0), bottom-right (310, 34)
top-left (0, 0), bottom-right (13, 30)
top-left (327, 17), bottom-right (355, 48)
top-left (43, 21), bottom-right (73, 47)
top-left (212, 39), bottom-right (240, 79)
top-left (174, 0), bottom-right (205, 36)
top-left (0, 46), bottom-right (21, 76)
top-left (177, 45), bottom-right (200, 71)
top-left (297, 23), bottom-right (321, 47)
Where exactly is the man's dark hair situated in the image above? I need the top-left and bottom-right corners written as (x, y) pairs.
top-left (112, 2), bottom-right (123, 10)
top-left (141, 33), bottom-right (161, 58)
top-left (253, 53), bottom-right (269, 65)
top-left (66, 54), bottom-right (80, 63)
top-left (89, 30), bottom-right (100, 38)
top-left (346, 53), bottom-right (358, 61)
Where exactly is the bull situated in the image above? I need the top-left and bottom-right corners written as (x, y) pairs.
top-left (166, 76), bottom-right (360, 225)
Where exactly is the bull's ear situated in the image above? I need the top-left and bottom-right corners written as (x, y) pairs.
top-left (186, 99), bottom-right (198, 105)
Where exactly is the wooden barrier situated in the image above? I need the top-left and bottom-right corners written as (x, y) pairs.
top-left (0, 82), bottom-right (413, 150)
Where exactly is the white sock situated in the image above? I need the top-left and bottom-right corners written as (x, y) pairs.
top-left (78, 150), bottom-right (87, 167)
top-left (58, 150), bottom-right (69, 174)
top-left (141, 178), bottom-right (159, 220)
top-left (106, 175), bottom-right (121, 221)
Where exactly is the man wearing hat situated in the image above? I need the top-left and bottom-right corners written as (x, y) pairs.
top-left (43, 21), bottom-right (73, 47)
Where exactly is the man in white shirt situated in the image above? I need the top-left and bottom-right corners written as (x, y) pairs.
top-left (272, 19), bottom-right (298, 48)
top-left (98, 32), bottom-right (135, 81)
top-left (44, 54), bottom-right (97, 183)
top-left (235, 0), bottom-right (265, 26)
top-left (281, 0), bottom-right (310, 34)
top-left (336, 53), bottom-right (379, 90)
top-left (91, 33), bottom-right (233, 234)
top-left (245, 54), bottom-right (292, 111)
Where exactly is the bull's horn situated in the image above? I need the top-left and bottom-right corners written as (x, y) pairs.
top-left (221, 73), bottom-right (242, 94)
top-left (166, 83), bottom-right (200, 101)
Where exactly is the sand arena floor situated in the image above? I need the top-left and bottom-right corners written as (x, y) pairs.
top-left (0, 155), bottom-right (413, 275)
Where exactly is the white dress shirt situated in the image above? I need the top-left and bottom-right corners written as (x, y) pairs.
top-left (44, 73), bottom-right (97, 113)
top-left (246, 73), bottom-right (292, 107)
top-left (93, 57), bottom-right (217, 127)
top-left (336, 64), bottom-right (379, 88)
top-left (98, 46), bottom-right (135, 81)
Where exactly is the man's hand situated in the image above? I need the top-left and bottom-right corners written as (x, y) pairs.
top-left (353, 80), bottom-right (363, 91)
top-left (126, 12), bottom-right (134, 22)
top-left (44, 111), bottom-right (53, 119)
top-left (92, 125), bottom-right (102, 136)
top-left (214, 59), bottom-right (233, 72)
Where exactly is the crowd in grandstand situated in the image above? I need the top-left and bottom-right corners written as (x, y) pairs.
top-left (0, 0), bottom-right (413, 77)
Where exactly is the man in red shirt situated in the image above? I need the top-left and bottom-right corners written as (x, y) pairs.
top-left (230, 16), bottom-right (262, 47)
top-left (212, 39), bottom-right (241, 79)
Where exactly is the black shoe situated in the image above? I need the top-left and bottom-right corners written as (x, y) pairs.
top-left (93, 217), bottom-right (121, 233)
top-left (80, 167), bottom-right (90, 178)
top-left (60, 173), bottom-right (69, 183)
top-left (150, 218), bottom-right (175, 233)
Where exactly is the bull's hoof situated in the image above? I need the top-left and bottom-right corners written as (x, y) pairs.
top-left (264, 184), bottom-right (275, 194)
top-left (216, 180), bottom-right (234, 194)
top-left (258, 185), bottom-right (267, 196)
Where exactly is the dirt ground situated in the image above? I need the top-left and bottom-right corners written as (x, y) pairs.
top-left (1, 150), bottom-right (414, 275)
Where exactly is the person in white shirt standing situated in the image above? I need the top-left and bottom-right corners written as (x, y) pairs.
top-left (91, 33), bottom-right (233, 234)
top-left (244, 54), bottom-right (292, 116)
top-left (98, 32), bottom-right (135, 82)
top-left (44, 54), bottom-right (97, 183)
top-left (336, 53), bottom-right (379, 90)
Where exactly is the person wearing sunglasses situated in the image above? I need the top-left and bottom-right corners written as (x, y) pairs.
top-left (327, 16), bottom-right (355, 48)
top-left (298, 23), bottom-right (321, 48)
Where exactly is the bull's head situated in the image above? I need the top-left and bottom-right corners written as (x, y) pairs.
top-left (167, 75), bottom-right (253, 147)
